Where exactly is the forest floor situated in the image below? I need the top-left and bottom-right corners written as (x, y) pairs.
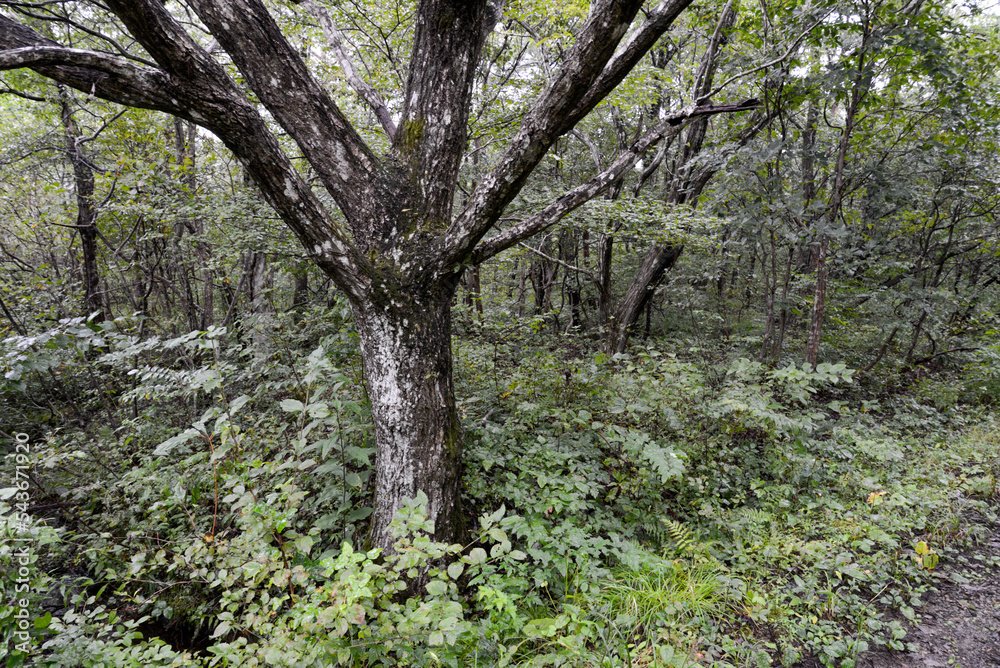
top-left (855, 511), bottom-right (1000, 668)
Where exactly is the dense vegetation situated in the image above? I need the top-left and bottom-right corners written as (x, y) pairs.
top-left (2, 0), bottom-right (1000, 666)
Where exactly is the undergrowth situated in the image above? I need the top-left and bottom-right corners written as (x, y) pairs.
top-left (2, 312), bottom-right (999, 667)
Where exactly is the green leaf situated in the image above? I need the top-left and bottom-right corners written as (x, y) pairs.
top-left (524, 617), bottom-right (560, 638)
top-left (227, 394), bottom-right (251, 415)
top-left (280, 399), bottom-right (305, 413)
top-left (212, 620), bottom-right (231, 638)
top-left (345, 507), bottom-right (373, 522)
top-left (425, 580), bottom-right (448, 596)
top-left (482, 504), bottom-right (506, 529)
top-left (306, 402), bottom-right (330, 418)
top-left (294, 536), bottom-right (314, 555)
top-left (153, 428), bottom-right (200, 457)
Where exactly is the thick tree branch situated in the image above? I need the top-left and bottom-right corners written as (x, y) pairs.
top-left (441, 0), bottom-right (693, 270)
top-left (292, 0), bottom-right (396, 140)
top-left (470, 99), bottom-right (759, 264)
top-left (4, 3), bottom-right (159, 67)
top-left (519, 242), bottom-right (595, 281)
top-left (393, 0), bottom-right (489, 226)
top-left (0, 8), bottom-right (371, 298)
top-left (183, 0), bottom-right (391, 239)
top-left (0, 23), bottom-right (189, 112)
top-left (98, 0), bottom-right (221, 80)
top-left (570, 0), bottom-right (694, 118)
top-left (0, 46), bottom-right (154, 79)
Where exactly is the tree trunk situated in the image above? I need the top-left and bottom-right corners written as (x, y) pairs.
top-left (531, 254), bottom-right (557, 316)
top-left (771, 247), bottom-right (793, 363)
top-left (464, 265), bottom-right (484, 321)
top-left (759, 230), bottom-right (777, 362)
top-left (803, 32), bottom-right (866, 368)
top-left (803, 234), bottom-right (827, 368)
top-left (173, 118), bottom-right (202, 332)
top-left (59, 91), bottom-right (106, 322)
top-left (353, 287), bottom-right (463, 549)
top-left (596, 232), bottom-right (614, 327)
top-left (291, 264), bottom-right (309, 310)
top-left (516, 258), bottom-right (527, 317)
top-left (607, 243), bottom-right (682, 353)
top-left (247, 251), bottom-right (273, 347)
top-left (185, 119), bottom-right (215, 330)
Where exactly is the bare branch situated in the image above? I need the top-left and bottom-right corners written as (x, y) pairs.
top-left (570, 128), bottom-right (604, 171)
top-left (0, 34), bottom-right (188, 112)
top-left (440, 0), bottom-right (694, 270)
top-left (182, 0), bottom-right (392, 241)
top-left (470, 99), bottom-right (759, 264)
top-left (0, 45), bottom-right (152, 77)
top-left (5, 4), bottom-right (158, 67)
top-left (0, 7), bottom-right (373, 298)
top-left (292, 0), bottom-right (397, 140)
top-left (913, 346), bottom-right (981, 366)
top-left (691, 0), bottom-right (737, 100)
top-left (632, 134), bottom-right (674, 195)
top-left (0, 84), bottom-right (45, 101)
top-left (518, 242), bottom-right (595, 281)
top-left (79, 107), bottom-right (128, 144)
top-left (697, 9), bottom-right (832, 103)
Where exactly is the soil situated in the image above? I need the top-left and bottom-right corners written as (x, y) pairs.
top-left (858, 515), bottom-right (1000, 668)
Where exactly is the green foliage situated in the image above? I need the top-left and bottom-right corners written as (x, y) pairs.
top-left (3, 2), bottom-right (1000, 667)
top-left (7, 300), bottom-right (1000, 668)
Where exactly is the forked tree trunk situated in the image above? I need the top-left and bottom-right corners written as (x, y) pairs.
top-left (353, 286), bottom-right (463, 548)
top-left (0, 0), bottom-right (758, 555)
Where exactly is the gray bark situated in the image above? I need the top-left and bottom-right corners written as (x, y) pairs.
top-left (607, 244), bottom-right (683, 354)
top-left (353, 283), bottom-right (463, 548)
top-left (58, 90), bottom-right (105, 322)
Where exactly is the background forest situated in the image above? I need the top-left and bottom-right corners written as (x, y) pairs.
top-left (3, 0), bottom-right (1000, 666)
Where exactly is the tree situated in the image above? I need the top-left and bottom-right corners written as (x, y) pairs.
top-left (0, 0), bottom-right (759, 548)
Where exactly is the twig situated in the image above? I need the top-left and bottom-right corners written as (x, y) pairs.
top-left (291, 0), bottom-right (397, 140)
top-left (518, 242), bottom-right (595, 281)
top-left (912, 346), bottom-right (980, 366)
top-left (697, 9), bottom-right (834, 103)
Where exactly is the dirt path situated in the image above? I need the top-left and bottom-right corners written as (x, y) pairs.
top-left (859, 516), bottom-right (1000, 668)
